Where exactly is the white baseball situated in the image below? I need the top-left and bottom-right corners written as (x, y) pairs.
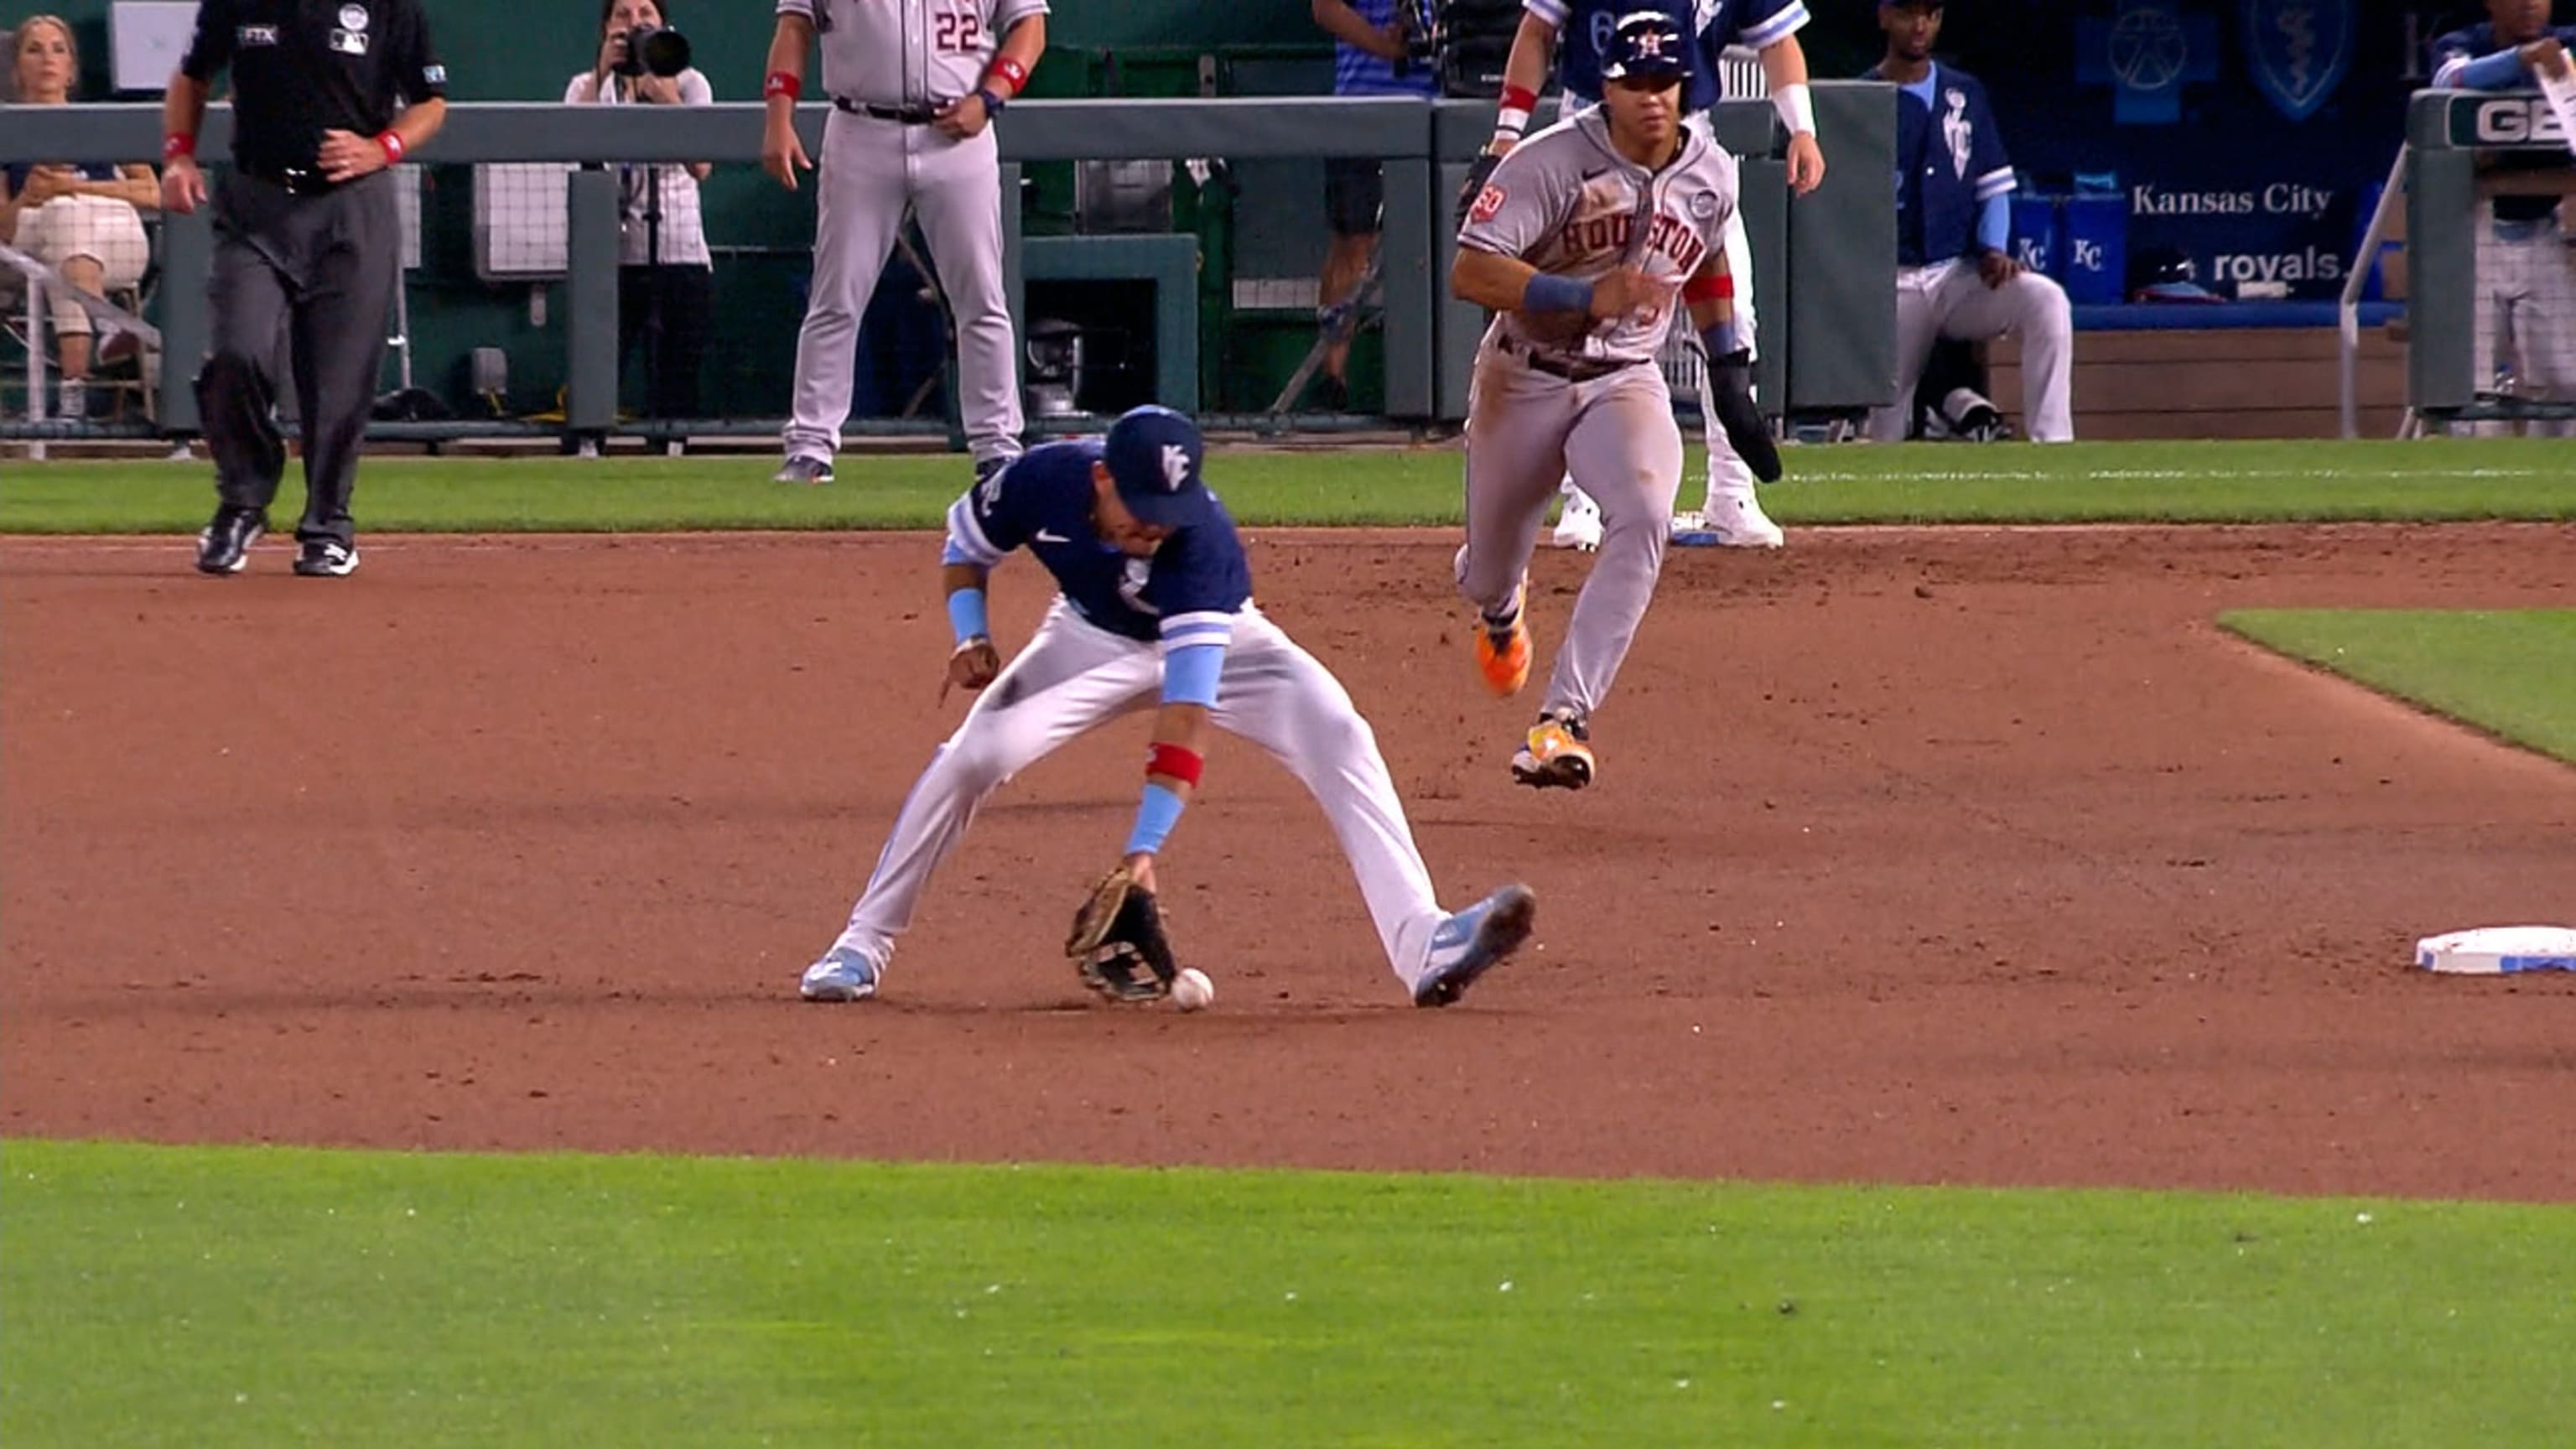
top-left (1171, 968), bottom-right (1215, 1011)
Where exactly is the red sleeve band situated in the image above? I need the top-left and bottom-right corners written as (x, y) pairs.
top-left (1146, 743), bottom-right (1205, 787)
top-left (376, 130), bottom-right (404, 165)
top-left (764, 70), bottom-right (802, 101)
top-left (1681, 270), bottom-right (1734, 304)
top-left (989, 55), bottom-right (1030, 96)
top-left (1499, 84), bottom-right (1540, 114)
top-left (163, 132), bottom-right (197, 161)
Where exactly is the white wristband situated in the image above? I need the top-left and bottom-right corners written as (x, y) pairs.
top-left (1494, 105), bottom-right (1531, 138)
top-left (1772, 82), bottom-right (1815, 137)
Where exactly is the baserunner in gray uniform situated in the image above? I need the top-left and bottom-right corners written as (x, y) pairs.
top-left (1451, 10), bottom-right (1779, 792)
top-left (761, 0), bottom-right (1047, 485)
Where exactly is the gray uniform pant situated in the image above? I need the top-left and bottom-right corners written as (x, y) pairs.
top-left (1459, 340), bottom-right (1684, 723)
top-left (200, 170), bottom-right (398, 547)
top-left (1866, 258), bottom-right (2075, 444)
top-left (2475, 214), bottom-right (2576, 438)
top-left (783, 109), bottom-right (1024, 467)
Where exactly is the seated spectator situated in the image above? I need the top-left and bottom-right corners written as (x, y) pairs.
top-left (1862, 0), bottom-right (2072, 444)
top-left (2432, 2), bottom-right (2576, 439)
top-left (565, 0), bottom-right (714, 423)
top-left (1, 15), bottom-right (158, 421)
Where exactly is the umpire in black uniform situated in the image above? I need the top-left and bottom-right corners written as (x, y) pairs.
top-left (160, 0), bottom-right (448, 577)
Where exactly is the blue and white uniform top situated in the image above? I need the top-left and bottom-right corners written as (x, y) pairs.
top-left (943, 434), bottom-right (1249, 704)
top-left (1528, 0), bottom-right (1808, 111)
top-left (2429, 22), bottom-right (2576, 227)
top-left (1865, 60), bottom-right (2014, 268)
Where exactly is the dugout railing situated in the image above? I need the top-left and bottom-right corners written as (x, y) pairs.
top-left (2347, 87), bottom-right (2576, 439)
top-left (0, 88), bottom-right (1896, 452)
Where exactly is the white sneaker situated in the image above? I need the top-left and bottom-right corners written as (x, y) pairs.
top-left (1672, 495), bottom-right (1784, 549)
top-left (1550, 491), bottom-right (1603, 551)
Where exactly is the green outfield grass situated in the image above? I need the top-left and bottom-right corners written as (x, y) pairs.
top-left (8, 1140), bottom-right (2571, 1447)
top-left (2221, 610), bottom-right (2576, 766)
top-left (4, 438), bottom-right (2573, 533)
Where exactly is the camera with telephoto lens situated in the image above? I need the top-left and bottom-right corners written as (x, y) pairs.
top-left (614, 23), bottom-right (690, 79)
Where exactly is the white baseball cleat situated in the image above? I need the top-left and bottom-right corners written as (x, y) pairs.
top-left (1671, 495), bottom-right (1785, 549)
top-left (800, 946), bottom-right (880, 1002)
top-left (1550, 491), bottom-right (1603, 551)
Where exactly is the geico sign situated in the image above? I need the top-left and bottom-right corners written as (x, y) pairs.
top-left (2472, 98), bottom-right (2570, 145)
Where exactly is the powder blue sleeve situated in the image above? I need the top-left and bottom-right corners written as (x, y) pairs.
top-left (1976, 193), bottom-right (2011, 254)
top-left (1160, 642), bottom-right (1225, 707)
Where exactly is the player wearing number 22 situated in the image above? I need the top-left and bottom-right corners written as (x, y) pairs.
top-left (799, 406), bottom-right (1539, 1008)
top-left (1451, 11), bottom-right (1779, 792)
top-left (761, 0), bottom-right (1045, 486)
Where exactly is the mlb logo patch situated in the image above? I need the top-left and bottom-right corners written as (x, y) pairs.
top-left (330, 28), bottom-right (370, 54)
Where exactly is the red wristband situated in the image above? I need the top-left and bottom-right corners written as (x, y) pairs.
top-left (163, 132), bottom-right (196, 161)
top-left (1146, 742), bottom-right (1205, 787)
top-left (1499, 84), bottom-right (1540, 114)
top-left (376, 129), bottom-right (404, 165)
top-left (989, 55), bottom-right (1029, 96)
top-left (1681, 270), bottom-right (1733, 304)
top-left (764, 70), bottom-right (802, 100)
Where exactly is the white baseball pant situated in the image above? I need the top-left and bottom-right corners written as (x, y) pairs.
top-left (824, 600), bottom-right (1452, 989)
top-left (2475, 215), bottom-right (2576, 439)
top-left (1867, 258), bottom-right (2074, 443)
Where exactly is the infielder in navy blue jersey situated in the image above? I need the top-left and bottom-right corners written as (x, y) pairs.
top-left (1461, 0), bottom-right (1820, 552)
top-left (1861, 0), bottom-right (2070, 444)
top-left (2431, 1), bottom-right (2576, 435)
top-left (798, 405), bottom-right (1538, 1009)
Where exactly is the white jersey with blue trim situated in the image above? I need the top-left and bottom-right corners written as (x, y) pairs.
top-left (1529, 0), bottom-right (1809, 111)
top-left (943, 439), bottom-right (1251, 647)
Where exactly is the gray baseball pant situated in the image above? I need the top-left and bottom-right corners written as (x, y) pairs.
top-left (1460, 343), bottom-right (1684, 723)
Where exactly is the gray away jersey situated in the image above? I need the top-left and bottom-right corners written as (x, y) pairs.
top-left (777, 0), bottom-right (1048, 111)
top-left (1457, 108), bottom-right (1739, 364)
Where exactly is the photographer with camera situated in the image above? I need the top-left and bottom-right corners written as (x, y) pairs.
top-left (1304, 0), bottom-right (1435, 413)
top-left (565, 0), bottom-right (714, 425)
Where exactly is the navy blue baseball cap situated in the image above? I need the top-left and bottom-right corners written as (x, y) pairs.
top-left (1102, 405), bottom-right (1214, 529)
top-left (1602, 11), bottom-right (1691, 82)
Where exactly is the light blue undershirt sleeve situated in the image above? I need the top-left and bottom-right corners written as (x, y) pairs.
top-left (1160, 642), bottom-right (1225, 707)
top-left (1976, 193), bottom-right (2011, 254)
top-left (2459, 49), bottom-right (2529, 90)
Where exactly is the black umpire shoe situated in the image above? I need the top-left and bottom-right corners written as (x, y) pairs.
top-left (195, 508), bottom-right (267, 575)
top-left (771, 455), bottom-right (834, 486)
top-left (974, 453), bottom-right (1017, 487)
top-left (292, 539), bottom-right (361, 577)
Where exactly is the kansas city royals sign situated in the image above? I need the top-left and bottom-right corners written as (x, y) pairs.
top-left (2243, 0), bottom-right (2351, 124)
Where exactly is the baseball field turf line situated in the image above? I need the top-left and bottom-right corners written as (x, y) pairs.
top-left (8, 1139), bottom-right (2573, 1448)
top-left (4, 438), bottom-right (2574, 532)
top-left (2220, 610), bottom-right (2576, 767)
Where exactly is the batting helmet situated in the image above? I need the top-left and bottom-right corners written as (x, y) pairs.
top-left (1600, 9), bottom-right (1692, 84)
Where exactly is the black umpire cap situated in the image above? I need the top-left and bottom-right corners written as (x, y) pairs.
top-left (1601, 10), bottom-right (1693, 83)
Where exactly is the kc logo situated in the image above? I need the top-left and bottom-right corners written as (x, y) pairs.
top-left (2070, 238), bottom-right (2106, 272)
top-left (1159, 444), bottom-right (1191, 491)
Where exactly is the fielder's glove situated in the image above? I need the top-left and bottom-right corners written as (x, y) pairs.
top-left (1065, 863), bottom-right (1181, 1003)
top-left (1454, 151), bottom-right (1503, 234)
top-left (1704, 345), bottom-right (1784, 483)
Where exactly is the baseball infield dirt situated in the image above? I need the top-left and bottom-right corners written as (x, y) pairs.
top-left (6, 523), bottom-right (2572, 1200)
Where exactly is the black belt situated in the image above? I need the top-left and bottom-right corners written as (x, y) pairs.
top-left (240, 164), bottom-right (345, 196)
top-left (833, 96), bottom-right (937, 124)
top-left (1504, 340), bottom-right (1643, 384)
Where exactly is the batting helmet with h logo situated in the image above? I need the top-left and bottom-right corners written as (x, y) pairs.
top-left (1600, 9), bottom-right (1692, 84)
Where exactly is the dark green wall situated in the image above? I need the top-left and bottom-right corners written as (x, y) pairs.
top-left (33, 0), bottom-right (1374, 420)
